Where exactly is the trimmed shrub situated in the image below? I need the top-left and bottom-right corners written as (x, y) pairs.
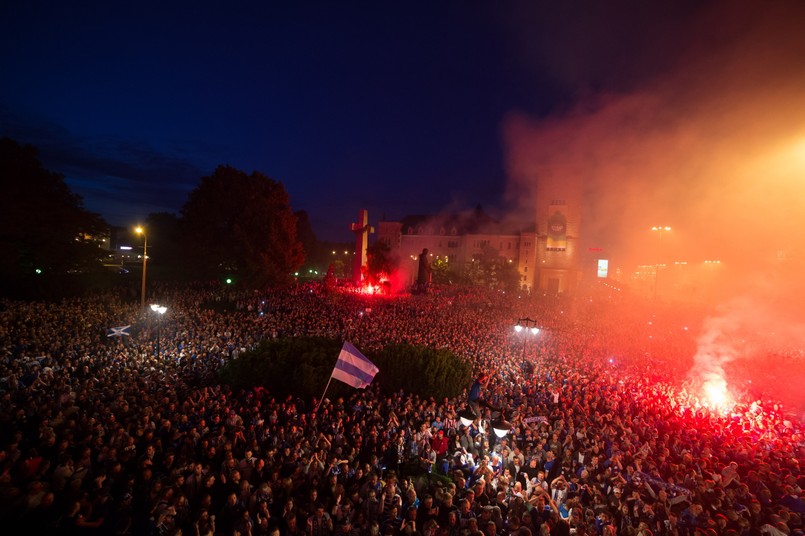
top-left (219, 337), bottom-right (472, 400)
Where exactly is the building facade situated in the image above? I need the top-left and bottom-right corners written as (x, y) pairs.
top-left (534, 199), bottom-right (582, 295)
top-left (377, 197), bottom-right (582, 294)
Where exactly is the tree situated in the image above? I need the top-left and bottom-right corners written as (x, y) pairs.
top-left (294, 210), bottom-right (317, 260)
top-left (0, 138), bottom-right (107, 281)
top-left (143, 212), bottom-right (185, 277)
top-left (180, 165), bottom-right (304, 286)
top-left (431, 257), bottom-right (455, 285)
top-left (464, 244), bottom-right (520, 291)
top-left (366, 239), bottom-right (396, 284)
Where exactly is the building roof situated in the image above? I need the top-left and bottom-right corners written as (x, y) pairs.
top-left (391, 206), bottom-right (534, 236)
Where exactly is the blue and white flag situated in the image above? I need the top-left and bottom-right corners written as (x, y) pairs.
top-left (331, 342), bottom-right (378, 389)
top-left (107, 325), bottom-right (131, 337)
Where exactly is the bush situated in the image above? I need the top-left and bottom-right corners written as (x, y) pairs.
top-left (219, 337), bottom-right (472, 400)
top-left (373, 343), bottom-right (472, 399)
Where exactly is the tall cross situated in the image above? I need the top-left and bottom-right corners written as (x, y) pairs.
top-left (350, 209), bottom-right (374, 284)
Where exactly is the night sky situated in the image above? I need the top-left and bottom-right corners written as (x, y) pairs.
top-left (2, 1), bottom-right (804, 256)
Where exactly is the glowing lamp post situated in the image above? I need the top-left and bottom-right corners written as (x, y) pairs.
top-left (150, 304), bottom-right (167, 358)
top-left (135, 226), bottom-right (148, 309)
top-left (491, 416), bottom-right (512, 438)
top-left (458, 408), bottom-right (476, 427)
top-left (514, 318), bottom-right (540, 377)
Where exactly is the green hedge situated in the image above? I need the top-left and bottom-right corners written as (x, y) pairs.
top-left (219, 337), bottom-right (472, 400)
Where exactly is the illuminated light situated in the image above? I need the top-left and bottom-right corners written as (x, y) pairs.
top-left (514, 325), bottom-right (523, 333)
top-left (458, 409), bottom-right (475, 427)
top-left (530, 327), bottom-right (539, 335)
top-left (225, 278), bottom-right (233, 284)
top-left (492, 418), bottom-right (512, 438)
top-left (703, 378), bottom-right (732, 411)
top-left (120, 246), bottom-right (132, 250)
top-left (35, 268), bottom-right (42, 274)
top-left (294, 272), bottom-right (299, 276)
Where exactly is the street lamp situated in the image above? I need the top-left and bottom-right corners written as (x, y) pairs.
top-left (150, 303), bottom-right (167, 358)
top-left (491, 415), bottom-right (513, 438)
top-left (514, 318), bottom-right (540, 377)
top-left (650, 226), bottom-right (672, 300)
top-left (458, 408), bottom-right (476, 427)
top-left (135, 226), bottom-right (147, 309)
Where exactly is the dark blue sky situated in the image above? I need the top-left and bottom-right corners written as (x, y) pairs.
top-left (2, 1), bottom-right (708, 241)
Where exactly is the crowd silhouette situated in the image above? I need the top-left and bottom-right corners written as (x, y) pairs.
top-left (1, 282), bottom-right (802, 536)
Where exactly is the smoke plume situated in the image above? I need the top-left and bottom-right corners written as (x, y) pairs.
top-left (500, 0), bottom-right (805, 411)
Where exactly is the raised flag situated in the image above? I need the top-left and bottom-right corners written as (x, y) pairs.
top-left (331, 342), bottom-right (378, 389)
top-left (107, 325), bottom-right (131, 337)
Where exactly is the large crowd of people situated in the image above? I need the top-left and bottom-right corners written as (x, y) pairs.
top-left (0, 282), bottom-right (802, 536)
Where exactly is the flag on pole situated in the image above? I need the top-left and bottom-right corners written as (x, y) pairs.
top-left (331, 342), bottom-right (379, 389)
top-left (107, 325), bottom-right (131, 337)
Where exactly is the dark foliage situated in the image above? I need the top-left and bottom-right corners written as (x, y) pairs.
top-left (366, 240), bottom-right (396, 284)
top-left (179, 165), bottom-right (304, 286)
top-left (0, 138), bottom-right (108, 296)
top-left (374, 343), bottom-right (473, 398)
top-left (219, 337), bottom-right (472, 400)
